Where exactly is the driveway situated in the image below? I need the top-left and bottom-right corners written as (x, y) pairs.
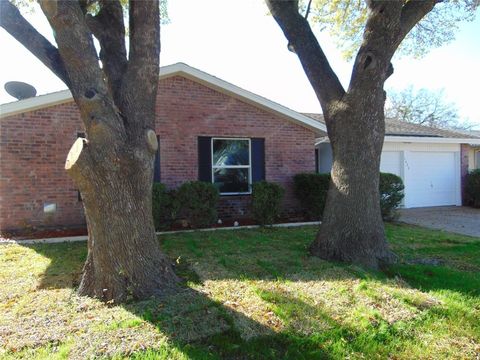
top-left (398, 206), bottom-right (480, 238)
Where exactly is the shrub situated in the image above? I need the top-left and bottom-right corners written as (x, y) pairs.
top-left (152, 183), bottom-right (181, 230)
top-left (251, 181), bottom-right (285, 226)
top-left (293, 173), bottom-right (330, 220)
top-left (176, 181), bottom-right (219, 228)
top-left (465, 169), bottom-right (480, 208)
top-left (293, 172), bottom-right (404, 221)
top-left (379, 172), bottom-right (405, 221)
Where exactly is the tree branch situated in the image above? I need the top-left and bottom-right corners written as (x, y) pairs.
top-left (348, 2), bottom-right (403, 93)
top-left (266, 0), bottom-right (345, 111)
top-left (120, 0), bottom-right (160, 133)
top-left (399, 0), bottom-right (439, 43)
top-left (39, 0), bottom-right (124, 139)
top-left (0, 0), bottom-right (70, 86)
top-left (86, 0), bottom-right (127, 104)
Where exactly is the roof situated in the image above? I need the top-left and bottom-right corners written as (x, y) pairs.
top-left (0, 63), bottom-right (326, 134)
top-left (304, 113), bottom-right (480, 145)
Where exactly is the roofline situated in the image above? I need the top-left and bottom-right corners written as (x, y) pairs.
top-left (0, 62), bottom-right (327, 134)
top-left (384, 135), bottom-right (480, 144)
top-left (159, 63), bottom-right (326, 133)
top-left (315, 135), bottom-right (480, 146)
top-left (0, 90), bottom-right (72, 118)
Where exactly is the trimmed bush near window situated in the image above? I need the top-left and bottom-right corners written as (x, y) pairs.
top-left (176, 181), bottom-right (219, 228)
top-left (152, 183), bottom-right (181, 231)
top-left (252, 181), bottom-right (285, 226)
top-left (293, 173), bottom-right (330, 220)
top-left (293, 172), bottom-right (404, 221)
top-left (465, 169), bottom-right (480, 208)
top-left (379, 173), bottom-right (405, 221)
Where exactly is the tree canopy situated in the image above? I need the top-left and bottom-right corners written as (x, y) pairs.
top-left (303, 0), bottom-right (477, 59)
top-left (386, 86), bottom-right (473, 130)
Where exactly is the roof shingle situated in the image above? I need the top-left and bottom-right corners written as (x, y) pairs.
top-left (303, 113), bottom-right (480, 139)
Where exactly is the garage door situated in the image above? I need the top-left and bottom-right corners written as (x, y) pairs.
top-left (407, 152), bottom-right (458, 207)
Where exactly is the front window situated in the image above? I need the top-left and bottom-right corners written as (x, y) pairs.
top-left (212, 138), bottom-right (251, 194)
top-left (476, 150), bottom-right (480, 169)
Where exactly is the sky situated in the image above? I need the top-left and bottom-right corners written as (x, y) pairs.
top-left (1, 0), bottom-right (479, 129)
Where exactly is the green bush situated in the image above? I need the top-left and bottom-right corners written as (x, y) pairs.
top-left (152, 183), bottom-right (181, 231)
top-left (465, 169), bottom-right (480, 208)
top-left (293, 172), bottom-right (405, 221)
top-left (293, 173), bottom-right (330, 220)
top-left (379, 173), bottom-right (405, 221)
top-left (251, 181), bottom-right (284, 226)
top-left (176, 181), bottom-right (219, 228)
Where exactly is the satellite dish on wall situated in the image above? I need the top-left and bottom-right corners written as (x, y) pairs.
top-left (4, 81), bottom-right (37, 100)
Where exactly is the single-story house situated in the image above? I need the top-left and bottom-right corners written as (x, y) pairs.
top-left (0, 63), bottom-right (479, 231)
top-left (311, 114), bottom-right (480, 208)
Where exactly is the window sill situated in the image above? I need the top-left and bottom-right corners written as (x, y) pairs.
top-left (219, 192), bottom-right (251, 197)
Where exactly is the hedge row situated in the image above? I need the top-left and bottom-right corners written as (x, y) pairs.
top-left (152, 180), bottom-right (284, 229)
top-left (153, 172), bottom-right (405, 230)
top-left (293, 172), bottom-right (405, 221)
top-left (465, 169), bottom-right (480, 208)
top-left (152, 182), bottom-right (218, 230)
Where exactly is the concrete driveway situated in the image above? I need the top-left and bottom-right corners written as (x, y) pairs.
top-left (398, 206), bottom-right (480, 238)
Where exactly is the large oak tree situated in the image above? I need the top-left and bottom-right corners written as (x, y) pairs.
top-left (266, 0), bottom-right (477, 268)
top-left (0, 0), bottom-right (178, 302)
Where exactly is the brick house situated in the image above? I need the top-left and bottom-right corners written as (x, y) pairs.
top-left (0, 63), bottom-right (324, 231)
top-left (1, 63), bottom-right (479, 231)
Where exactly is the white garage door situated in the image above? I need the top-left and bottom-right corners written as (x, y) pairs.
top-left (407, 152), bottom-right (458, 207)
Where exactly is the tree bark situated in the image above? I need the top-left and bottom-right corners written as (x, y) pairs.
top-left (309, 92), bottom-right (396, 269)
top-left (266, 0), bottom-right (438, 269)
top-left (65, 137), bottom-right (178, 302)
top-left (0, 0), bottom-right (180, 302)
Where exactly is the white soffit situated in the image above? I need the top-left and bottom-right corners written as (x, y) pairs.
top-left (0, 90), bottom-right (72, 119)
top-left (315, 135), bottom-right (480, 146)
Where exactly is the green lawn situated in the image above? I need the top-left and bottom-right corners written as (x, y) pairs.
top-left (1, 224), bottom-right (479, 359)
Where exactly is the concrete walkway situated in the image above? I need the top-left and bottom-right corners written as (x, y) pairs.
top-left (399, 206), bottom-right (480, 238)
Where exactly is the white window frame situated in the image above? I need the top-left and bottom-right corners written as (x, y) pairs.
top-left (211, 137), bottom-right (252, 195)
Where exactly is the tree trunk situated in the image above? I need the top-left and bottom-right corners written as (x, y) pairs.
top-left (66, 134), bottom-right (178, 303)
top-left (310, 94), bottom-right (396, 269)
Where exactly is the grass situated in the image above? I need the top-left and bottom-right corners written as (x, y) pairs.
top-left (0, 223), bottom-right (479, 359)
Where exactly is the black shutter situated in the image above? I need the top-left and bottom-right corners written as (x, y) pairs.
top-left (251, 138), bottom-right (265, 182)
top-left (153, 136), bottom-right (161, 183)
top-left (198, 136), bottom-right (212, 182)
top-left (315, 148), bottom-right (319, 173)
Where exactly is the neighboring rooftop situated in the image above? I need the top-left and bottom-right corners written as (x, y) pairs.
top-left (304, 113), bottom-right (480, 140)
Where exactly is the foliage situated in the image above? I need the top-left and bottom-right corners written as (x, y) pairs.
top-left (12, 0), bottom-right (170, 24)
top-left (386, 86), bottom-right (472, 130)
top-left (293, 173), bottom-right (330, 220)
top-left (176, 181), bottom-right (219, 228)
top-left (293, 172), bottom-right (404, 221)
top-left (465, 169), bottom-right (480, 208)
top-left (152, 183), bottom-right (181, 231)
top-left (305, 0), bottom-right (477, 59)
top-left (251, 181), bottom-right (285, 225)
top-left (2, 224), bottom-right (479, 359)
top-left (379, 173), bottom-right (405, 221)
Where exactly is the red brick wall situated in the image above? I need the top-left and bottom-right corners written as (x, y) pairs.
top-left (0, 75), bottom-right (316, 230)
top-left (156, 76), bottom-right (316, 220)
top-left (0, 103), bottom-right (86, 231)
top-left (460, 144), bottom-right (470, 205)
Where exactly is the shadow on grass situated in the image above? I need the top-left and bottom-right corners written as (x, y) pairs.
top-left (28, 225), bottom-right (480, 297)
top-left (21, 225), bottom-right (480, 358)
top-left (24, 240), bottom-right (338, 359)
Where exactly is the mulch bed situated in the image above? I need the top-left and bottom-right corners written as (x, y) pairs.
top-left (1, 216), bottom-right (309, 241)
